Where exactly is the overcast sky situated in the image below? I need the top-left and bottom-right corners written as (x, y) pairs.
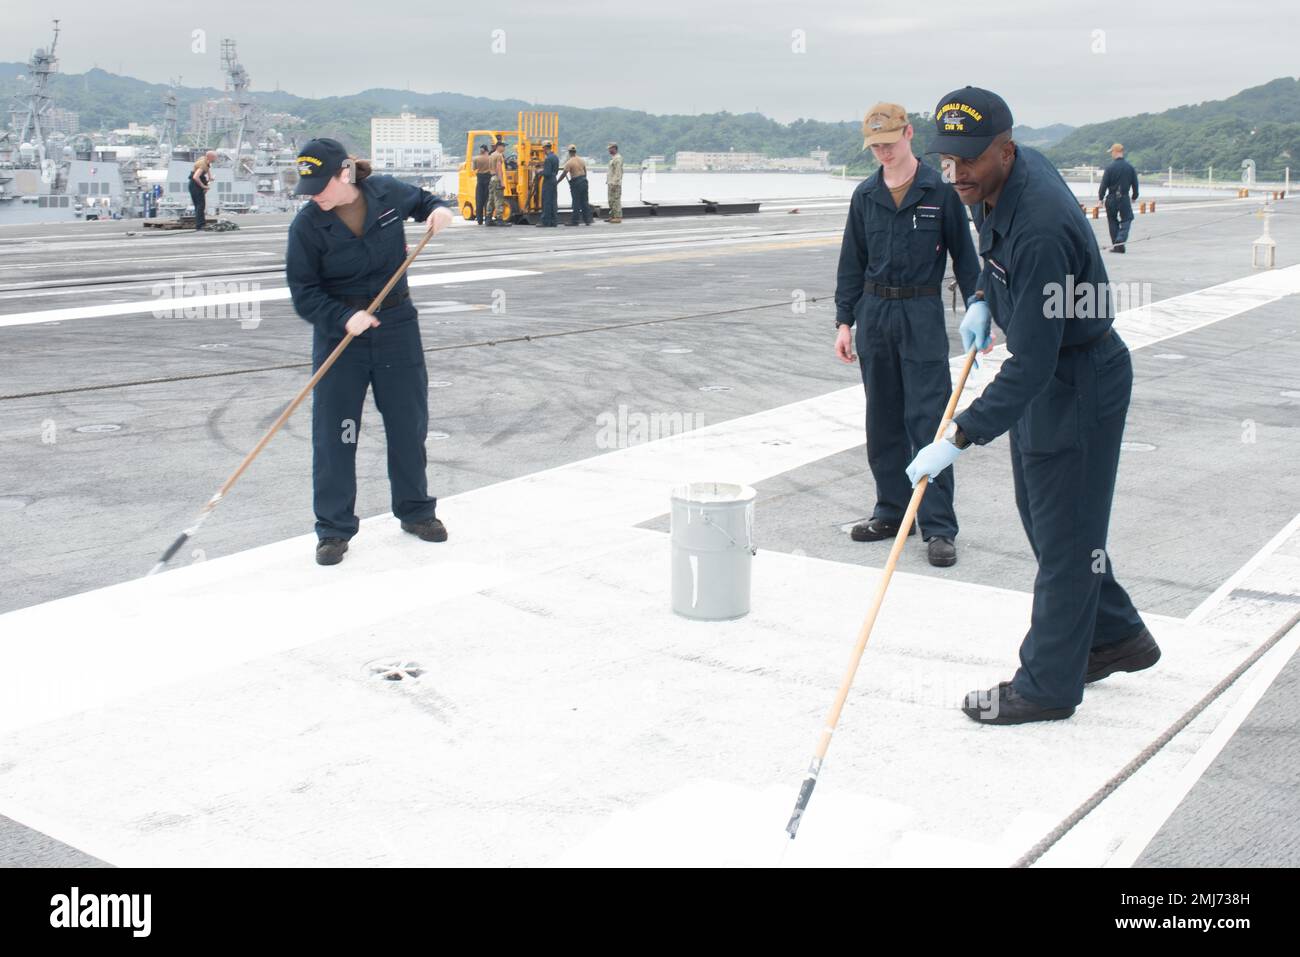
top-left (4, 1), bottom-right (1294, 127)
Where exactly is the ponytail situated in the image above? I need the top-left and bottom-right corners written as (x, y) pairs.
top-left (348, 157), bottom-right (373, 183)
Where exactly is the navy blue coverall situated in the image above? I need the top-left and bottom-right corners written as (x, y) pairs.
top-left (1099, 157), bottom-right (1139, 247)
top-left (835, 160), bottom-right (980, 541)
top-left (954, 146), bottom-right (1148, 708)
top-left (541, 152), bottom-right (559, 226)
top-left (286, 174), bottom-right (449, 541)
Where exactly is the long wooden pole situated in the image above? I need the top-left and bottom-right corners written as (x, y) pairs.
top-left (785, 345), bottom-right (979, 838)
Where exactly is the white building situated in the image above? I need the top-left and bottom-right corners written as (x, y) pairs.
top-left (673, 150), bottom-right (767, 171)
top-left (44, 107), bottom-right (80, 135)
top-left (768, 150), bottom-right (832, 171)
top-left (371, 113), bottom-right (442, 169)
top-left (674, 148), bottom-right (831, 171)
top-left (112, 122), bottom-right (159, 140)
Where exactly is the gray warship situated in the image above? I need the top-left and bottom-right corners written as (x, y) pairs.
top-left (1, 22), bottom-right (271, 225)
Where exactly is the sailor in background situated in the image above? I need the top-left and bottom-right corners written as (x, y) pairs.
top-left (189, 149), bottom-right (217, 231)
top-left (472, 144), bottom-right (492, 225)
top-left (486, 139), bottom-right (511, 226)
top-left (1099, 142), bottom-right (1139, 253)
top-left (834, 102), bottom-right (980, 567)
top-left (538, 140), bottom-right (560, 227)
top-left (285, 137), bottom-right (453, 566)
top-left (606, 143), bottom-right (624, 222)
top-left (907, 88), bottom-right (1159, 724)
top-left (558, 144), bottom-right (592, 226)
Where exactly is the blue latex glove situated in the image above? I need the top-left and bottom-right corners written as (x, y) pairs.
top-left (959, 299), bottom-right (993, 354)
top-left (905, 439), bottom-right (964, 487)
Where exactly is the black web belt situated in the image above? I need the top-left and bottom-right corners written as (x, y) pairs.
top-left (864, 282), bottom-right (941, 300)
top-left (340, 289), bottom-right (411, 311)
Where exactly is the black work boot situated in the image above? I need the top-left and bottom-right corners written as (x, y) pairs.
top-left (401, 517), bottom-right (448, 542)
top-left (1086, 628), bottom-right (1161, 683)
top-left (850, 517), bottom-right (916, 542)
top-left (316, 538), bottom-right (348, 566)
top-left (962, 682), bottom-right (1075, 725)
top-left (927, 536), bottom-right (957, 567)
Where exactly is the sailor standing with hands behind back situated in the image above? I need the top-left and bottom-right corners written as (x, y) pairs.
top-left (286, 137), bottom-right (455, 566)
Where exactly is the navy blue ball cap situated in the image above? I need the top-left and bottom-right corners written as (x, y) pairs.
top-left (927, 87), bottom-right (1014, 159)
top-left (294, 137), bottom-right (348, 195)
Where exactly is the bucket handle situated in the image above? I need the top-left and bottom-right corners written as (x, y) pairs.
top-left (701, 512), bottom-right (757, 556)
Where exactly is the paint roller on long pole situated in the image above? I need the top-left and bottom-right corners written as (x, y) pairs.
top-left (784, 343), bottom-right (980, 839)
top-left (147, 207), bottom-right (453, 577)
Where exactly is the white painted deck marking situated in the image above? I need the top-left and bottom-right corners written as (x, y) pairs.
top-left (0, 268), bottom-right (540, 328)
top-left (7, 250), bottom-right (277, 270)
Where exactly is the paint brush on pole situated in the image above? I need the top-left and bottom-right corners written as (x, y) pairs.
top-left (784, 344), bottom-right (979, 839)
top-left (147, 207), bottom-right (452, 576)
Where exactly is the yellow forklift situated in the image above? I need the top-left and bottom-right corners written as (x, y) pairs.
top-left (457, 111), bottom-right (559, 223)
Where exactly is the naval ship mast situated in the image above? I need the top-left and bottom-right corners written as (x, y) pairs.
top-left (220, 39), bottom-right (259, 177)
top-left (159, 77), bottom-right (180, 154)
top-left (8, 19), bottom-right (61, 167)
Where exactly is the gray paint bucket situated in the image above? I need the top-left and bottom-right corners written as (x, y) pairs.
top-left (671, 482), bottom-right (757, 620)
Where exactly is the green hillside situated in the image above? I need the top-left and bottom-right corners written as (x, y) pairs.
top-left (0, 65), bottom-right (871, 166)
top-left (4, 64), bottom-right (1294, 178)
top-left (1045, 77), bottom-right (1299, 176)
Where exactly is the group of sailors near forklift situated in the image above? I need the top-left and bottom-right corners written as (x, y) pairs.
top-left (469, 139), bottom-right (625, 228)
